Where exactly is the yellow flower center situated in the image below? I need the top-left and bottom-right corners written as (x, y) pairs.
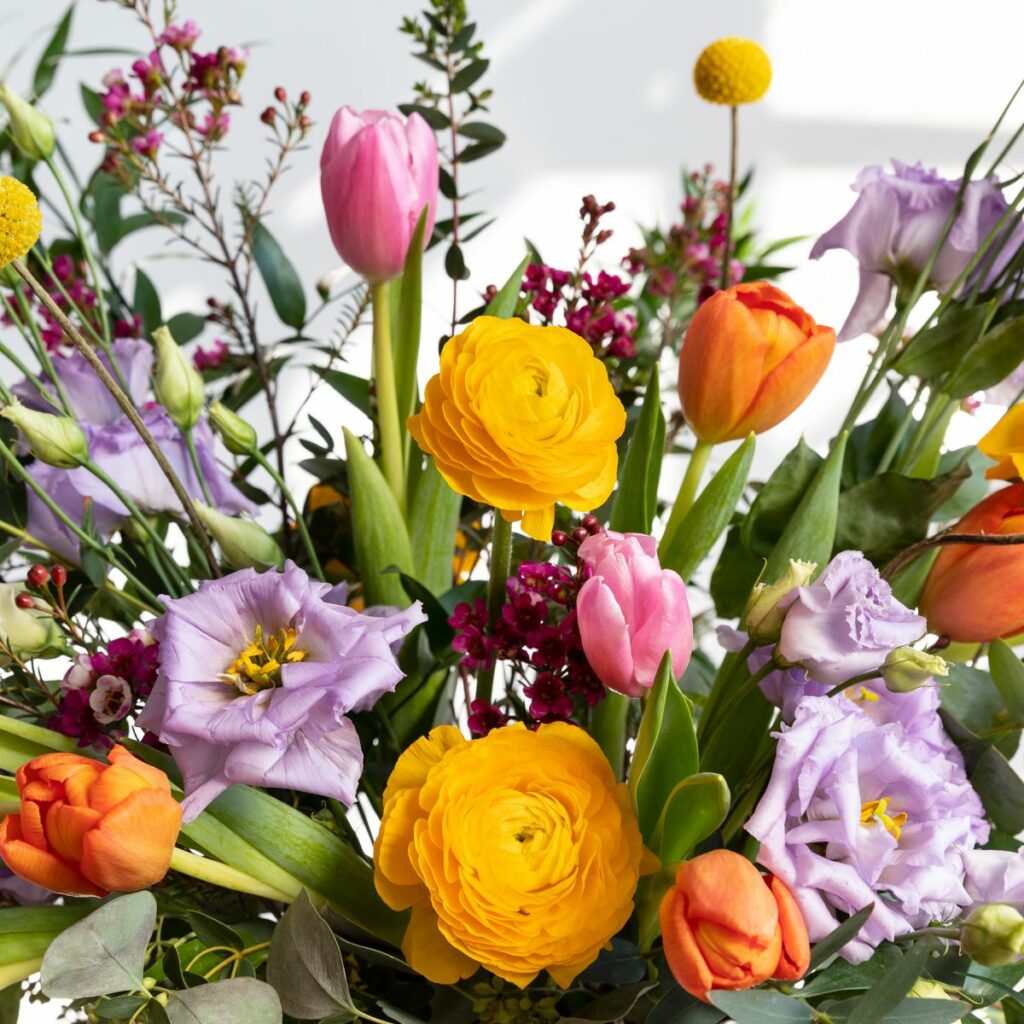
top-left (846, 685), bottom-right (880, 706)
top-left (693, 37), bottom-right (772, 106)
top-left (222, 625), bottom-right (306, 695)
top-left (860, 797), bottom-right (907, 841)
top-left (0, 176), bottom-right (43, 270)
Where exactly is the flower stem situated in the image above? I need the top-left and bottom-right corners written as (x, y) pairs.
top-left (826, 671), bottom-right (883, 698)
top-left (371, 280), bottom-right (406, 514)
top-left (476, 511), bottom-right (514, 706)
top-left (661, 439), bottom-right (713, 552)
top-left (252, 449), bottom-right (325, 581)
top-left (169, 848), bottom-right (297, 902)
top-left (721, 104), bottom-right (738, 288)
top-left (184, 430), bottom-right (215, 506)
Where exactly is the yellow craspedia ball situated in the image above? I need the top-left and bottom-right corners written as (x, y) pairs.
top-left (0, 176), bottom-right (42, 270)
top-left (693, 37), bottom-right (772, 105)
top-left (373, 723), bottom-right (647, 988)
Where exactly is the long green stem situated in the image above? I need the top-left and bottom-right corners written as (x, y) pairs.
top-left (252, 449), bottom-right (325, 581)
top-left (590, 692), bottom-right (629, 779)
top-left (661, 439), bottom-right (713, 552)
top-left (169, 848), bottom-right (297, 902)
top-left (701, 657), bottom-right (778, 750)
top-left (875, 381), bottom-right (926, 475)
top-left (476, 511), bottom-right (514, 705)
top-left (371, 281), bottom-right (406, 513)
top-left (5, 289), bottom-right (73, 413)
top-left (184, 430), bottom-right (215, 506)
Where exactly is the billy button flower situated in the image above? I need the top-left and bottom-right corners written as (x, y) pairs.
top-left (693, 37), bottom-right (772, 106)
top-left (0, 175), bottom-right (42, 270)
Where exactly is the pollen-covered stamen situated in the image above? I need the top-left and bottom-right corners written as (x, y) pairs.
top-left (860, 797), bottom-right (907, 841)
top-left (222, 624), bottom-right (306, 695)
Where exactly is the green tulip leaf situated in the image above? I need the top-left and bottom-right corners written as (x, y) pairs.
top-left (611, 363), bottom-right (665, 534)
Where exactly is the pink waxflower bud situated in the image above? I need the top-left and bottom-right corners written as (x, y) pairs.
top-left (575, 530), bottom-right (693, 697)
top-left (319, 107), bottom-right (439, 283)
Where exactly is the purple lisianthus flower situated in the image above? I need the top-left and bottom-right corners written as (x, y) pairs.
top-left (777, 551), bottom-right (926, 687)
top-left (964, 849), bottom-right (1024, 911)
top-left (811, 161), bottom-right (1023, 340)
top-left (139, 561), bottom-right (426, 821)
top-left (748, 695), bottom-right (988, 962)
top-left (0, 861), bottom-right (56, 906)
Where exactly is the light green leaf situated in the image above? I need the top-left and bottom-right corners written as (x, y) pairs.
top-left (988, 639), bottom-right (1024, 724)
top-left (943, 315), bottom-right (1024, 398)
top-left (610, 364), bottom-right (665, 534)
top-left (166, 978), bottom-right (282, 1024)
top-left (394, 206), bottom-right (429, 426)
top-left (32, 5), bottom-right (74, 98)
top-left (408, 456), bottom-right (461, 595)
top-left (484, 255), bottom-right (529, 318)
top-left (251, 221), bottom-right (306, 330)
top-left (709, 989), bottom-right (812, 1023)
top-left (653, 773), bottom-right (730, 864)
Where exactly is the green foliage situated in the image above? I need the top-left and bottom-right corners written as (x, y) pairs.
top-left (250, 220), bottom-right (306, 330)
top-left (610, 363), bottom-right (665, 534)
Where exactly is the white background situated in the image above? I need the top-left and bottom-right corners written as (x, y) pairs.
top-left (3, 1), bottom-right (1024, 1020)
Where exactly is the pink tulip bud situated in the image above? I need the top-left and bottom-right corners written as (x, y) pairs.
top-left (576, 530), bottom-right (693, 697)
top-left (319, 107), bottom-right (439, 283)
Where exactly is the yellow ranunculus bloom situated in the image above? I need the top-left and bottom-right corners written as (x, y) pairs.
top-left (693, 37), bottom-right (772, 106)
top-left (407, 316), bottom-right (626, 541)
top-left (0, 176), bottom-right (42, 270)
top-left (373, 722), bottom-right (646, 988)
top-left (980, 404), bottom-right (1024, 480)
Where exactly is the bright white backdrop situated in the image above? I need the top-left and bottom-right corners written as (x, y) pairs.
top-left (2, 0), bottom-right (1024, 1020)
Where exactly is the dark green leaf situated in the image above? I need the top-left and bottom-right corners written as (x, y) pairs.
top-left (251, 220), bottom-right (306, 329)
top-left (892, 304), bottom-right (992, 379)
top-left (33, 5), bottom-right (74, 98)
top-left (823, 997), bottom-right (968, 1023)
top-left (133, 269), bottom-right (162, 338)
top-left (647, 985), bottom-right (725, 1023)
top-left (843, 389), bottom-right (910, 487)
top-left (970, 743), bottom-right (1024, 834)
top-left (80, 84), bottom-right (103, 124)
top-left (457, 121), bottom-right (506, 144)
top-left (709, 989), bottom-right (812, 1022)
top-left (964, 961), bottom-right (1024, 1005)
top-left (444, 242), bottom-right (470, 280)
top-left (94, 995), bottom-right (147, 1019)
top-left (396, 571), bottom-right (452, 650)
top-left (741, 439), bottom-right (822, 556)
top-left (459, 140), bottom-right (503, 163)
top-left (803, 941), bottom-right (901, 996)
top-left (844, 941), bottom-right (935, 1024)
top-left (561, 983), bottom-right (657, 1023)
top-left (166, 978), bottom-right (282, 1024)
top-left (578, 938), bottom-right (646, 985)
top-left (439, 167), bottom-right (458, 201)
top-left (988, 639), bottom-right (1024, 724)
top-left (611, 363), bottom-right (665, 534)
top-left (186, 912), bottom-right (244, 952)
top-left (709, 523), bottom-right (762, 619)
top-left (397, 102), bottom-right (450, 131)
top-left (167, 313), bottom-right (207, 345)
top-left (316, 368), bottom-right (371, 416)
top-left (807, 905), bottom-right (878, 971)
top-left (944, 315), bottom-right (1024, 398)
top-left (451, 59), bottom-right (489, 93)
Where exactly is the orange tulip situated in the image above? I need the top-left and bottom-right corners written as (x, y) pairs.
top-left (659, 849), bottom-right (809, 1002)
top-left (0, 745), bottom-right (181, 897)
top-left (919, 483), bottom-right (1024, 642)
top-left (677, 282), bottom-right (835, 443)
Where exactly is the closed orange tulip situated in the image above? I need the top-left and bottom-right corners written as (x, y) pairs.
top-left (659, 849), bottom-right (809, 1002)
top-left (919, 483), bottom-right (1024, 642)
top-left (678, 282), bottom-right (835, 443)
top-left (0, 745), bottom-right (182, 897)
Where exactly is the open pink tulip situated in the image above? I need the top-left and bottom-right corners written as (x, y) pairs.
top-left (320, 107), bottom-right (439, 283)
top-left (576, 530), bottom-right (693, 697)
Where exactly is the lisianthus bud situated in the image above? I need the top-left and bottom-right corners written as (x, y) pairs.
top-left (960, 904), bottom-right (1024, 966)
top-left (152, 324), bottom-right (203, 430)
top-left (0, 84), bottom-right (55, 161)
top-left (908, 980), bottom-right (954, 1000)
top-left (0, 583), bottom-right (62, 664)
top-left (882, 647), bottom-right (948, 693)
top-left (207, 401), bottom-right (257, 455)
top-left (195, 503), bottom-right (283, 570)
top-left (1, 399), bottom-right (88, 468)
top-left (745, 559), bottom-right (816, 644)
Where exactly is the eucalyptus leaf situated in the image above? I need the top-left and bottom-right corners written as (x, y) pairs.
top-left (561, 982), bottom-right (657, 1022)
top-left (578, 938), bottom-right (646, 985)
top-left (807, 905), bottom-right (877, 971)
top-left (647, 986), bottom-right (725, 1024)
top-left (709, 989), bottom-right (813, 1022)
top-left (843, 941), bottom-right (935, 1024)
top-left (165, 978), bottom-right (282, 1024)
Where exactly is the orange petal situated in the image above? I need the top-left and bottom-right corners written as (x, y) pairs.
top-left (107, 746), bottom-right (172, 794)
top-left (85, 765), bottom-right (153, 815)
top-left (19, 800), bottom-right (46, 849)
top-left (79, 789), bottom-right (181, 892)
top-left (770, 875), bottom-right (810, 981)
top-left (674, 850), bottom-right (778, 942)
top-left (0, 815), bottom-right (104, 897)
top-left (660, 887), bottom-right (713, 1002)
top-left (21, 779), bottom-right (62, 803)
top-left (44, 800), bottom-right (101, 862)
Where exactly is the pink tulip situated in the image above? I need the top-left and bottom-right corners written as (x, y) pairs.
top-left (576, 530), bottom-right (693, 697)
top-left (319, 107), bottom-right (439, 283)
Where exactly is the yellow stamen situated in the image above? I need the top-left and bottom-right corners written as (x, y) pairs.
top-left (860, 797), bottom-right (907, 841)
top-left (222, 624), bottom-right (306, 695)
top-left (846, 686), bottom-right (880, 705)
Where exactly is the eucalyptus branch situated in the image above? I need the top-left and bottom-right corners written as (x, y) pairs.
top-left (881, 527), bottom-right (1024, 580)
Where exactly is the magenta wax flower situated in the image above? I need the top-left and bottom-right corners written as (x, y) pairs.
top-left (576, 530), bottom-right (692, 697)
top-left (320, 107), bottom-right (439, 283)
top-left (139, 561), bottom-right (425, 821)
top-left (748, 695), bottom-right (988, 962)
top-left (777, 551), bottom-right (926, 687)
top-left (811, 161), bottom-right (1023, 340)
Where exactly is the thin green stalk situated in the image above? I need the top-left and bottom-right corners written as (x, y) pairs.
top-left (371, 280), bottom-right (406, 513)
top-left (875, 380), bottom-right (927, 475)
top-left (4, 290), bottom-right (73, 413)
top-left (826, 671), bottom-right (883, 698)
top-left (169, 848), bottom-right (297, 902)
top-left (476, 512), bottom-right (514, 705)
top-left (184, 430), bottom-right (215, 506)
top-left (697, 638), bottom-right (757, 742)
top-left (252, 449), bottom-right (325, 581)
top-left (661, 439), bottom-right (713, 552)
top-left (700, 658), bottom-right (778, 750)
top-left (720, 104), bottom-right (738, 287)
top-left (590, 692), bottom-right (629, 779)
top-left (897, 392), bottom-right (957, 476)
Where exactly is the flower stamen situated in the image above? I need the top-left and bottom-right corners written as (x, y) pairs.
top-left (860, 797), bottom-right (907, 840)
top-left (222, 624), bottom-right (305, 694)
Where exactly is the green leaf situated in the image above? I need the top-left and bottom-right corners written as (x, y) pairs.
top-left (561, 982), bottom-right (657, 1023)
top-left (611, 363), bottom-right (665, 534)
top-left (988, 639), bottom-right (1024, 724)
top-left (394, 207), bottom-right (430, 425)
top-left (397, 102), bottom-right (450, 131)
top-left (459, 140), bottom-right (503, 163)
top-left (964, 961), bottom-right (1024, 1005)
top-left (316, 368), bottom-right (371, 417)
top-left (451, 58), bottom-right (489, 92)
top-left (892, 304), bottom-right (992, 379)
top-left (823, 997), bottom-right (969, 1023)
top-left (166, 313), bottom-right (207, 345)
top-left (709, 523), bottom-right (761, 619)
top-left (266, 891), bottom-right (353, 1021)
top-left (709, 990), bottom-right (812, 1023)
top-left (185, 913), bottom-right (243, 952)
top-left (0, 904), bottom-right (94, 974)
top-left (578, 939), bottom-right (646, 985)
top-left (40, 892), bottom-right (155, 998)
top-left (133, 268), bottom-right (162, 338)
top-left (843, 389), bottom-right (910, 487)
top-left (652, 773), bottom-right (730, 864)
top-left (661, 435), bottom-right (755, 580)
top-left (344, 429), bottom-right (414, 606)
top-left (33, 5), bottom-right (74, 98)
top-left (408, 456), bottom-right (461, 595)
top-left (484, 255), bottom-right (529, 317)
top-left (94, 995), bottom-right (147, 1019)
top-left (807, 904), bottom-right (877, 971)
top-left (458, 121), bottom-right (506, 144)
top-left (943, 315), bottom-right (1024, 398)
top-left (444, 242), bottom-right (469, 280)
top-left (844, 941), bottom-right (935, 1024)
top-left (765, 432), bottom-right (847, 579)
top-left (251, 220), bottom-right (306, 330)
top-left (741, 440), bottom-right (822, 555)
top-left (629, 652), bottom-right (699, 843)
top-left (166, 978), bottom-right (282, 1024)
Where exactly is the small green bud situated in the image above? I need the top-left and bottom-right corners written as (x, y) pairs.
top-left (152, 324), bottom-right (204, 430)
top-left (0, 583), bottom-right (62, 664)
top-left (195, 503), bottom-right (283, 570)
top-left (208, 401), bottom-right (258, 455)
top-left (0, 83), bottom-right (55, 161)
top-left (1, 399), bottom-right (88, 468)
top-left (0, 262), bottom-right (20, 288)
top-left (908, 979), bottom-right (953, 1000)
top-left (961, 904), bottom-right (1024, 966)
top-left (882, 646), bottom-right (949, 693)
top-left (745, 559), bottom-right (816, 643)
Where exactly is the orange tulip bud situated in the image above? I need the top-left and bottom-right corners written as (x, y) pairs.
top-left (0, 745), bottom-right (181, 897)
top-left (659, 849), bottom-right (809, 1002)
top-left (919, 483), bottom-right (1024, 642)
top-left (677, 282), bottom-right (835, 443)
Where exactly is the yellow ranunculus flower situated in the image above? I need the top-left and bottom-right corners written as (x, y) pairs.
top-left (374, 722), bottom-right (646, 988)
top-left (693, 37), bottom-right (772, 106)
top-left (980, 403), bottom-right (1024, 480)
top-left (407, 316), bottom-right (626, 541)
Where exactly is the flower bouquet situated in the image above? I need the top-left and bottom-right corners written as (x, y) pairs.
top-left (1, 3), bottom-right (1024, 1023)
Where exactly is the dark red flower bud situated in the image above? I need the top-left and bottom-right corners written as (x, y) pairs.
top-left (274, 86), bottom-right (287, 103)
top-left (300, 90), bottom-right (311, 106)
top-left (551, 530), bottom-right (570, 547)
top-left (15, 593), bottom-right (35, 610)
top-left (572, 526), bottom-right (590, 545)
top-left (27, 565), bottom-right (49, 588)
top-left (581, 514), bottom-right (601, 534)
top-left (50, 565), bottom-right (68, 587)
top-left (260, 106), bottom-right (276, 126)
